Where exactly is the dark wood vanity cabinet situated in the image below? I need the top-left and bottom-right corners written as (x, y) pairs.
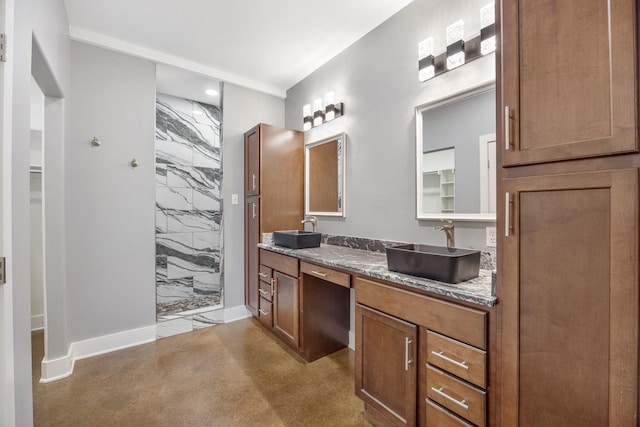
top-left (355, 277), bottom-right (491, 427)
top-left (497, 0), bottom-right (640, 425)
top-left (244, 124), bottom-right (304, 315)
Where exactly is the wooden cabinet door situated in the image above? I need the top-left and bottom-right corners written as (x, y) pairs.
top-left (273, 271), bottom-right (299, 347)
top-left (501, 0), bottom-right (637, 166)
top-left (245, 198), bottom-right (259, 315)
top-left (500, 168), bottom-right (638, 426)
top-left (356, 304), bottom-right (417, 427)
top-left (245, 126), bottom-right (260, 196)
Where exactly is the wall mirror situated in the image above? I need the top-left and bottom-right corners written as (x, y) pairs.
top-left (305, 133), bottom-right (346, 217)
top-left (416, 84), bottom-right (496, 221)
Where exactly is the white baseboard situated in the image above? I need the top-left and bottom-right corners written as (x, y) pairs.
top-left (40, 349), bottom-right (75, 383)
top-left (31, 314), bottom-right (44, 331)
top-left (224, 305), bottom-right (253, 323)
top-left (349, 331), bottom-right (355, 350)
top-left (40, 325), bottom-right (156, 383)
top-left (40, 306), bottom-right (252, 383)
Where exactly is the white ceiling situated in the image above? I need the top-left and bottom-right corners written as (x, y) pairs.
top-left (64, 0), bottom-right (415, 98)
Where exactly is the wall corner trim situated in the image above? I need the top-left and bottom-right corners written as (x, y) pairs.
top-left (39, 325), bottom-right (157, 383)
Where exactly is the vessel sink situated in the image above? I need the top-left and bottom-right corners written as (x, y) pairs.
top-left (386, 244), bottom-right (480, 284)
top-left (273, 230), bottom-right (321, 249)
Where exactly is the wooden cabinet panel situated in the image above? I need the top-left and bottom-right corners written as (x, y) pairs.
top-left (245, 198), bottom-right (259, 315)
top-left (260, 124), bottom-right (304, 233)
top-left (501, 0), bottom-right (637, 166)
top-left (245, 126), bottom-right (259, 196)
top-left (501, 168), bottom-right (638, 426)
top-left (273, 271), bottom-right (299, 347)
top-left (356, 303), bottom-right (417, 427)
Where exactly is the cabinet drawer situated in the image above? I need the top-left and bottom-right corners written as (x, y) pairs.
top-left (426, 330), bottom-right (486, 388)
top-left (258, 297), bottom-right (272, 327)
top-left (259, 280), bottom-right (273, 302)
top-left (426, 400), bottom-right (474, 427)
top-left (426, 365), bottom-right (485, 427)
top-left (258, 265), bottom-right (272, 283)
top-left (260, 249), bottom-right (298, 278)
top-left (301, 262), bottom-right (350, 288)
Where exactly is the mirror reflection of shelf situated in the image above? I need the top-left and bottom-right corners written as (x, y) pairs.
top-left (422, 148), bottom-right (455, 214)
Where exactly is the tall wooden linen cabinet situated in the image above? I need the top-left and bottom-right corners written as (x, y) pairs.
top-left (497, 0), bottom-right (639, 426)
top-left (244, 124), bottom-right (304, 316)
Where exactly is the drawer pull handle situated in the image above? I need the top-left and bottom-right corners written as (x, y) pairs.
top-left (504, 106), bottom-right (512, 150)
top-left (258, 272), bottom-right (269, 279)
top-left (431, 351), bottom-right (469, 370)
top-left (311, 270), bottom-right (328, 278)
top-left (258, 309), bottom-right (270, 316)
top-left (252, 202), bottom-right (257, 219)
top-left (259, 289), bottom-right (269, 297)
top-left (431, 387), bottom-right (469, 410)
top-left (405, 337), bottom-right (413, 371)
top-left (252, 174), bottom-right (257, 190)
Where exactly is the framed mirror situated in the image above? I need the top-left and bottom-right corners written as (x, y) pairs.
top-left (416, 83), bottom-right (496, 221)
top-left (305, 133), bottom-right (346, 217)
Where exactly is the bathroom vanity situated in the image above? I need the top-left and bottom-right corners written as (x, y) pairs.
top-left (257, 236), bottom-right (496, 427)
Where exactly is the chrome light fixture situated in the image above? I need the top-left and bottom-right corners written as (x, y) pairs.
top-left (301, 92), bottom-right (344, 131)
top-left (480, 2), bottom-right (496, 55)
top-left (303, 104), bottom-right (312, 131)
top-left (418, 3), bottom-right (496, 83)
top-left (446, 20), bottom-right (465, 70)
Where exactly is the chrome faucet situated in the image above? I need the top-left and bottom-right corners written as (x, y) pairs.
top-left (434, 220), bottom-right (455, 249)
top-left (301, 216), bottom-right (318, 233)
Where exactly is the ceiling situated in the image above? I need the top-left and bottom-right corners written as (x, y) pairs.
top-left (63, 0), bottom-right (416, 98)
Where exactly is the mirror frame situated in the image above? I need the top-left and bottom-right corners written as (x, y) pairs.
top-left (415, 82), bottom-right (497, 222)
top-left (305, 132), bottom-right (347, 217)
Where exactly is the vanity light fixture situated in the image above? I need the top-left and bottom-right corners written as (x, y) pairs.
top-left (303, 104), bottom-right (313, 131)
top-left (480, 2), bottom-right (496, 55)
top-left (313, 98), bottom-right (324, 127)
top-left (418, 4), bottom-right (496, 83)
top-left (205, 89), bottom-right (218, 96)
top-left (446, 20), bottom-right (465, 70)
top-left (418, 37), bottom-right (435, 82)
top-left (302, 92), bottom-right (344, 131)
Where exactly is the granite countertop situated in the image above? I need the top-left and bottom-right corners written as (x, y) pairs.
top-left (257, 242), bottom-right (497, 307)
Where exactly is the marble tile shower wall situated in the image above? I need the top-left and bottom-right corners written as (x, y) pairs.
top-left (155, 93), bottom-right (223, 321)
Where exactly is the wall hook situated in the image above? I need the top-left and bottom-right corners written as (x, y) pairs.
top-left (91, 137), bottom-right (101, 147)
top-left (130, 158), bottom-right (139, 168)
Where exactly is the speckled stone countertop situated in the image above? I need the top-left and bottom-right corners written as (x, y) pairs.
top-left (257, 240), bottom-right (497, 307)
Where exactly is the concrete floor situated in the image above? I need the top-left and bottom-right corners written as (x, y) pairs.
top-left (32, 318), bottom-right (372, 426)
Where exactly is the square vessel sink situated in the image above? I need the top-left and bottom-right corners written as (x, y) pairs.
top-left (386, 244), bottom-right (480, 284)
top-left (273, 230), bottom-right (321, 249)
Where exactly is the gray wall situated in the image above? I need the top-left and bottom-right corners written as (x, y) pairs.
top-left (68, 41), bottom-right (157, 341)
top-left (222, 83), bottom-right (284, 308)
top-left (285, 0), bottom-right (496, 251)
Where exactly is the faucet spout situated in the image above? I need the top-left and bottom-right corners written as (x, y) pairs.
top-left (434, 220), bottom-right (455, 249)
top-left (301, 216), bottom-right (318, 233)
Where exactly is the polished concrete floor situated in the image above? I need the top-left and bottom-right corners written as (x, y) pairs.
top-left (32, 318), bottom-right (372, 426)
